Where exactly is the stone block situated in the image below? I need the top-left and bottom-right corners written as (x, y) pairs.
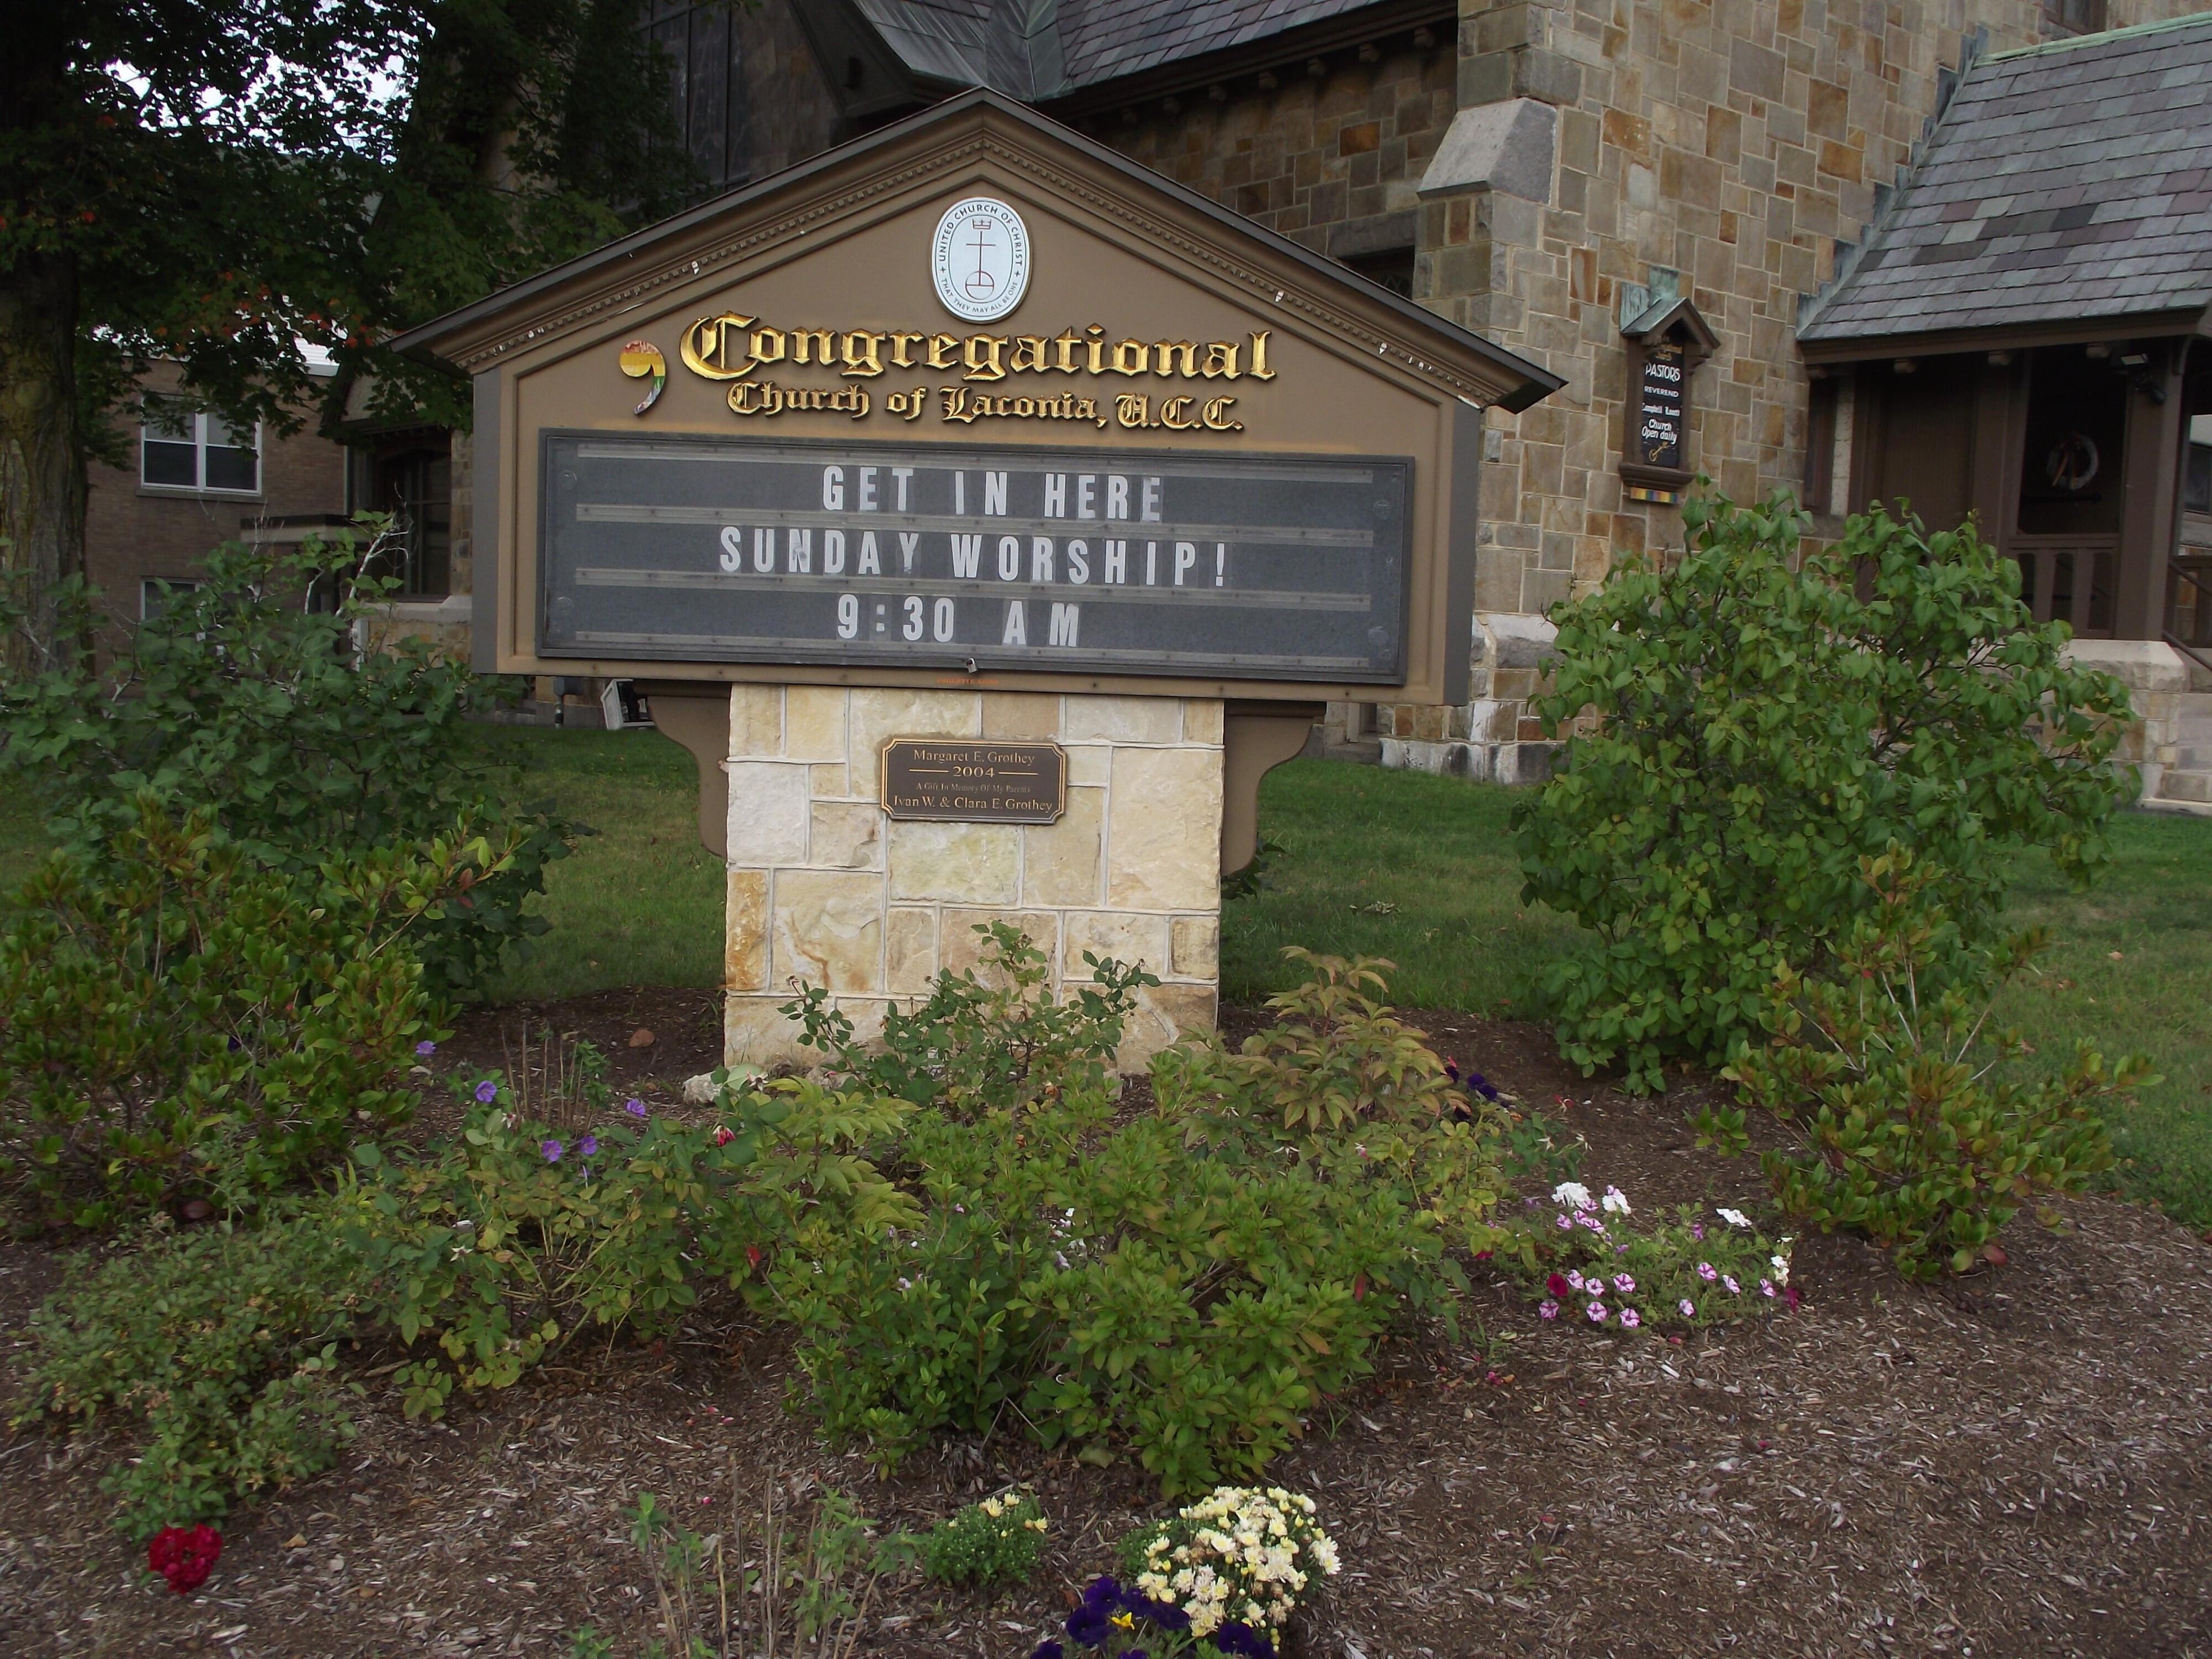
top-left (1023, 785), bottom-right (1105, 906)
top-left (1171, 915), bottom-right (1219, 980)
top-left (1183, 699), bottom-right (1225, 745)
top-left (726, 762), bottom-right (811, 866)
top-left (1063, 695), bottom-right (1182, 744)
top-left (1066, 744), bottom-right (1111, 786)
top-left (1063, 910), bottom-right (1170, 983)
top-left (726, 995), bottom-right (809, 1069)
top-left (943, 908), bottom-right (1061, 985)
top-left (1418, 99), bottom-right (1556, 203)
top-left (784, 686), bottom-right (849, 760)
top-left (1107, 745), bottom-right (1222, 911)
top-left (885, 907), bottom-right (938, 995)
top-left (729, 684), bottom-right (782, 758)
top-left (887, 819), bottom-right (1020, 904)
top-left (1118, 982), bottom-right (1219, 1069)
top-left (772, 870), bottom-right (884, 993)
top-left (982, 692), bottom-right (1062, 740)
top-left (849, 690), bottom-right (980, 800)
top-left (725, 869), bottom-right (768, 992)
top-left (810, 801), bottom-right (882, 870)
top-left (811, 762), bottom-right (850, 797)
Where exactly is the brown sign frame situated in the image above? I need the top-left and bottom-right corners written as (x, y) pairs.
top-left (394, 90), bottom-right (1557, 711)
top-left (878, 737), bottom-right (1068, 823)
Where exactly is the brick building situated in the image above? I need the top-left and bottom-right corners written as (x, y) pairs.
top-left (84, 359), bottom-right (349, 664)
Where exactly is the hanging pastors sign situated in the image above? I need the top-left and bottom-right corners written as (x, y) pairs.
top-left (540, 434), bottom-right (1409, 680)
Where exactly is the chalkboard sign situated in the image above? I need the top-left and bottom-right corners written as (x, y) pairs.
top-left (537, 433), bottom-right (1411, 683)
top-left (1633, 339), bottom-right (1686, 472)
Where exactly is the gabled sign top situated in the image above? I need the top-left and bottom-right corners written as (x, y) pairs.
top-left (392, 88), bottom-right (1559, 414)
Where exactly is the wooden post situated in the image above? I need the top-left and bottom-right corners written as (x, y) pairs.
top-left (2113, 341), bottom-right (2189, 641)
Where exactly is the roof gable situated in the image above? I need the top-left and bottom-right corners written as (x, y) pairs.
top-left (1797, 13), bottom-right (2212, 349)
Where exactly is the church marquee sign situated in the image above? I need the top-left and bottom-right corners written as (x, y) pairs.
top-left (392, 90), bottom-right (1556, 709)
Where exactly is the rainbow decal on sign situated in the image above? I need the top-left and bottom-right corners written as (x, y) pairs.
top-left (619, 340), bottom-right (666, 415)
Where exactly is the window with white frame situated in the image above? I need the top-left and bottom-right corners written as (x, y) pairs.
top-left (139, 577), bottom-right (202, 620)
top-left (140, 397), bottom-right (260, 494)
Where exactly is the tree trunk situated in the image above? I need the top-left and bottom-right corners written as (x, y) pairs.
top-left (0, 247), bottom-right (84, 682)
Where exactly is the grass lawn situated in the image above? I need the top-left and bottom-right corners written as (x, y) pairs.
top-left (1229, 759), bottom-right (2212, 1228)
top-left (467, 725), bottom-right (725, 1002)
top-left (1, 732), bottom-right (2203, 1222)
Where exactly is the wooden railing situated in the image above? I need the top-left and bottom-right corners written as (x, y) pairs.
top-left (2011, 536), bottom-right (2118, 637)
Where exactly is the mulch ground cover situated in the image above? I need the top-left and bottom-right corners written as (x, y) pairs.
top-left (3, 992), bottom-right (2210, 1658)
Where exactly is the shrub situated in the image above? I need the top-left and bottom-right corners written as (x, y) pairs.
top-left (341, 1074), bottom-right (846, 1421)
top-left (1513, 493), bottom-right (2136, 1093)
top-left (787, 921), bottom-right (1156, 1118)
top-left (1728, 853), bottom-right (2141, 1278)
top-left (0, 803), bottom-right (498, 1226)
top-left (1118, 1485), bottom-right (1340, 1641)
top-left (1499, 1181), bottom-right (1794, 1330)
top-left (749, 950), bottom-right (1508, 1494)
top-left (918, 1490), bottom-right (1048, 1588)
top-left (0, 532), bottom-right (581, 998)
top-left (14, 1206), bottom-right (368, 1537)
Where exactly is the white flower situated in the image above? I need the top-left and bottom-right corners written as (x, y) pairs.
top-left (1552, 1180), bottom-right (1593, 1210)
top-left (1717, 1206), bottom-right (1753, 1229)
top-left (1770, 1252), bottom-right (1791, 1285)
top-left (1601, 1185), bottom-right (1631, 1214)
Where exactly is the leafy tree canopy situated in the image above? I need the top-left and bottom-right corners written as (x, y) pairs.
top-left (0, 0), bottom-right (702, 666)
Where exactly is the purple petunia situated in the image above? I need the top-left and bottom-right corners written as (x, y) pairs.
top-left (625, 1097), bottom-right (647, 1117)
top-left (1539, 1298), bottom-right (1560, 1319)
top-left (1586, 1300), bottom-right (1607, 1322)
top-left (474, 1080), bottom-right (498, 1104)
top-left (1620, 1308), bottom-right (1641, 1328)
top-left (1613, 1274), bottom-right (1636, 1293)
top-left (578, 1134), bottom-right (599, 1157)
top-left (1696, 1262), bottom-right (1718, 1281)
top-left (542, 1139), bottom-right (562, 1162)
top-left (1679, 1298), bottom-right (1696, 1317)
top-left (415, 1040), bottom-right (436, 1058)
top-left (1723, 1275), bottom-right (1741, 1295)
top-left (1760, 1279), bottom-right (1778, 1297)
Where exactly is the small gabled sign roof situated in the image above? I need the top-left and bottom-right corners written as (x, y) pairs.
top-left (391, 87), bottom-right (1559, 413)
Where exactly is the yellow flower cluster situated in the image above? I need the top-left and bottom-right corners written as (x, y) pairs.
top-left (978, 1493), bottom-right (1049, 1532)
top-left (1134, 1485), bottom-right (1339, 1637)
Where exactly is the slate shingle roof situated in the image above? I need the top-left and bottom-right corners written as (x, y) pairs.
top-left (1798, 13), bottom-right (2212, 343)
top-left (847, 0), bottom-right (1401, 100)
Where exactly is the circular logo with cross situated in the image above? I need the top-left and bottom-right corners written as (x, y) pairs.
top-left (930, 196), bottom-right (1031, 323)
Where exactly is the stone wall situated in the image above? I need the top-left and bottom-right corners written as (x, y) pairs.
top-left (1359, 0), bottom-right (2206, 776)
top-left (722, 685), bottom-right (1223, 1070)
top-left (1078, 36), bottom-right (1457, 272)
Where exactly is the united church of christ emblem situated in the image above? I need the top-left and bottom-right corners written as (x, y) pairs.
top-left (930, 197), bottom-right (1031, 323)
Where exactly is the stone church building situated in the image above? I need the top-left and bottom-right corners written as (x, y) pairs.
top-left (414, 0), bottom-right (2211, 798)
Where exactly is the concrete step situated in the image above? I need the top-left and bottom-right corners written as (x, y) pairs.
top-left (1318, 738), bottom-right (1383, 766)
top-left (2156, 768), bottom-right (2212, 805)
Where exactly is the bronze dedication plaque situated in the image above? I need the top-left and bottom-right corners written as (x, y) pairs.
top-left (880, 738), bottom-right (1066, 824)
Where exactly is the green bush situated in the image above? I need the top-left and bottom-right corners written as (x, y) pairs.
top-left (1729, 853), bottom-right (2142, 1278)
top-left (1514, 493), bottom-right (2135, 1093)
top-left (0, 804), bottom-right (497, 1226)
top-left (341, 1073), bottom-right (844, 1421)
top-left (787, 920), bottom-right (1156, 1118)
top-left (14, 1206), bottom-right (367, 1537)
top-left (748, 949), bottom-right (1508, 1494)
top-left (0, 532), bottom-right (580, 998)
top-left (917, 1490), bottom-right (1049, 1588)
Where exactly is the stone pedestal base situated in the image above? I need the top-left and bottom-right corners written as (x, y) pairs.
top-left (721, 686), bottom-right (1222, 1071)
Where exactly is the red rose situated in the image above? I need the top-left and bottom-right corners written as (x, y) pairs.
top-left (147, 1524), bottom-right (222, 1595)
